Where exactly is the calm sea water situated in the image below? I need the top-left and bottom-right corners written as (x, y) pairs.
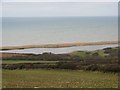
top-left (2, 16), bottom-right (118, 46)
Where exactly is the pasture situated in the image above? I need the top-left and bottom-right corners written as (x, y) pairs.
top-left (2, 60), bottom-right (58, 64)
top-left (2, 69), bottom-right (118, 88)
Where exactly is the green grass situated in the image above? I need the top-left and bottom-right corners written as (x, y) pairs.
top-left (69, 51), bottom-right (91, 58)
top-left (92, 50), bottom-right (107, 57)
top-left (2, 69), bottom-right (118, 88)
top-left (2, 60), bottom-right (59, 64)
top-left (69, 49), bottom-right (108, 58)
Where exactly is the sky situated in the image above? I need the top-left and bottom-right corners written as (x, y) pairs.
top-left (1, 0), bottom-right (119, 2)
top-left (0, 0), bottom-right (118, 46)
top-left (1, 2), bottom-right (118, 17)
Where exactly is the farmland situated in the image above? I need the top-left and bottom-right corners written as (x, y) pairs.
top-left (2, 46), bottom-right (119, 88)
top-left (2, 69), bottom-right (118, 88)
top-left (2, 60), bottom-right (58, 64)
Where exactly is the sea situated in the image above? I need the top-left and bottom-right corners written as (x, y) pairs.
top-left (1, 16), bottom-right (118, 54)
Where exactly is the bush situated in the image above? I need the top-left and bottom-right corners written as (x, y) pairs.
top-left (102, 64), bottom-right (120, 73)
top-left (92, 53), bottom-right (99, 56)
top-left (57, 62), bottom-right (78, 70)
top-left (85, 64), bottom-right (100, 71)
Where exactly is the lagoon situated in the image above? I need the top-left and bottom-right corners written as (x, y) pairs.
top-left (1, 44), bottom-right (118, 54)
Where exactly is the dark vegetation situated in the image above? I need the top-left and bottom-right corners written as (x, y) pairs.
top-left (2, 52), bottom-right (80, 61)
top-left (2, 47), bottom-right (120, 73)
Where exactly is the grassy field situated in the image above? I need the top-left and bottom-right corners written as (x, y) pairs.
top-left (69, 49), bottom-right (108, 58)
top-left (2, 60), bottom-right (59, 64)
top-left (2, 69), bottom-right (118, 88)
top-left (2, 47), bottom-right (119, 88)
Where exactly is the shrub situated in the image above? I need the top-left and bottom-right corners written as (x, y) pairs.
top-left (57, 62), bottom-right (78, 70)
top-left (102, 64), bottom-right (120, 73)
top-left (92, 53), bottom-right (99, 56)
top-left (85, 64), bottom-right (100, 71)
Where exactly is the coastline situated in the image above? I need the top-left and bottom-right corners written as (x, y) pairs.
top-left (0, 41), bottom-right (119, 51)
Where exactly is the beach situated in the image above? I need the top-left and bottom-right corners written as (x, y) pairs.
top-left (0, 41), bottom-right (119, 51)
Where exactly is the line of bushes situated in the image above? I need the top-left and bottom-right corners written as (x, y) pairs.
top-left (2, 62), bottom-right (120, 73)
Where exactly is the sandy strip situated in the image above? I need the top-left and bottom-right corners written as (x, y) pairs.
top-left (0, 41), bottom-right (119, 51)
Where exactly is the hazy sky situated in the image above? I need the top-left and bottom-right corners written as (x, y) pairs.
top-left (1, 0), bottom-right (118, 46)
top-left (1, 0), bottom-right (119, 2)
top-left (2, 2), bottom-right (118, 17)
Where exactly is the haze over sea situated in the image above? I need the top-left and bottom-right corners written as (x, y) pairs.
top-left (2, 16), bottom-right (118, 46)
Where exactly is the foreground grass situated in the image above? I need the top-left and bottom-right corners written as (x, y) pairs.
top-left (3, 69), bottom-right (118, 88)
